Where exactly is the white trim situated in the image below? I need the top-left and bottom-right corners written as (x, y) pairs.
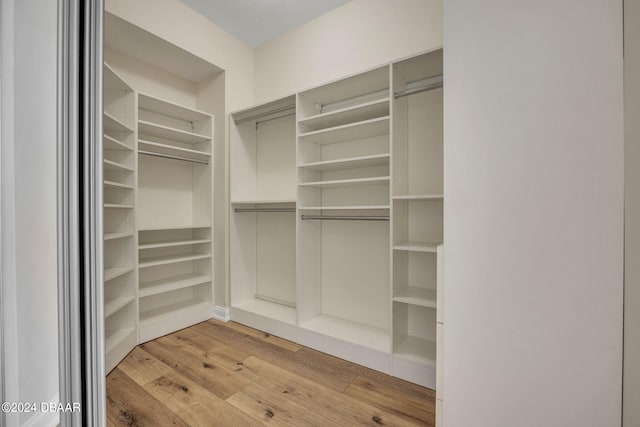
top-left (21, 394), bottom-right (60, 427)
top-left (213, 305), bottom-right (230, 322)
top-left (1, 1), bottom-right (20, 426)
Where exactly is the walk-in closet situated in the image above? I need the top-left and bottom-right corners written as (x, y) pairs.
top-left (101, 1), bottom-right (445, 425)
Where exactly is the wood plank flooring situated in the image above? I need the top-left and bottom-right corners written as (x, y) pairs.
top-left (107, 319), bottom-right (435, 426)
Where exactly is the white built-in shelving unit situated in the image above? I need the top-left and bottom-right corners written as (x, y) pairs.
top-left (229, 49), bottom-right (444, 389)
top-left (103, 63), bottom-right (138, 373)
top-left (136, 91), bottom-right (214, 343)
top-left (391, 50), bottom-right (443, 389)
top-left (103, 12), bottom-right (221, 373)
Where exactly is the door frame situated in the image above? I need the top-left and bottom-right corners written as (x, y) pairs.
top-left (57, 0), bottom-right (105, 425)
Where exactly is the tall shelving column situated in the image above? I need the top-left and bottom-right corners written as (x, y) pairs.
top-left (136, 93), bottom-right (215, 343)
top-left (390, 50), bottom-right (444, 388)
top-left (103, 63), bottom-right (138, 373)
top-left (229, 96), bottom-right (298, 332)
top-left (296, 66), bottom-right (392, 368)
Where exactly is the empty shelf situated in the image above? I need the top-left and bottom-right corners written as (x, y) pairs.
top-left (232, 298), bottom-right (297, 325)
top-left (104, 266), bottom-right (134, 282)
top-left (104, 180), bottom-right (133, 190)
top-left (104, 296), bottom-right (135, 318)
top-left (139, 239), bottom-right (211, 250)
top-left (138, 120), bottom-right (211, 144)
top-left (104, 203), bottom-right (134, 209)
top-left (393, 241), bottom-right (440, 252)
top-left (104, 134), bottom-right (132, 151)
top-left (300, 314), bottom-right (390, 353)
top-left (139, 274), bottom-right (212, 298)
top-left (300, 205), bottom-right (390, 211)
top-left (393, 287), bottom-right (437, 308)
top-left (299, 98), bottom-right (390, 131)
top-left (104, 159), bottom-right (134, 172)
top-left (104, 232), bottom-right (133, 241)
top-left (105, 327), bottom-right (136, 353)
top-left (104, 112), bottom-right (134, 133)
top-left (138, 140), bottom-right (211, 163)
top-left (299, 153), bottom-right (390, 171)
top-left (299, 176), bottom-right (390, 188)
top-left (138, 253), bottom-right (211, 268)
top-left (298, 116), bottom-right (390, 145)
top-left (231, 199), bottom-right (296, 205)
top-left (393, 195), bottom-right (444, 201)
top-left (138, 224), bottom-right (211, 232)
top-left (138, 92), bottom-right (211, 122)
top-left (394, 335), bottom-right (436, 366)
top-left (140, 299), bottom-right (212, 325)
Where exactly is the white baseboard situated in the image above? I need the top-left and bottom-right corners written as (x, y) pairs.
top-left (213, 305), bottom-right (230, 322)
top-left (21, 394), bottom-right (59, 427)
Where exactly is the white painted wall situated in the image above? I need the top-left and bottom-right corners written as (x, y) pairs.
top-left (2, 0), bottom-right (59, 426)
top-left (253, 0), bottom-right (442, 103)
top-left (106, 0), bottom-right (255, 306)
top-left (443, 1), bottom-right (623, 426)
top-left (624, 0), bottom-right (640, 424)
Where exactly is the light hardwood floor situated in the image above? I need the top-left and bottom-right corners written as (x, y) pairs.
top-left (106, 319), bottom-right (435, 426)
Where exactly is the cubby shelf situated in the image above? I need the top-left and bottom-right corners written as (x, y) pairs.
top-left (393, 241), bottom-right (440, 252)
top-left (298, 116), bottom-right (390, 145)
top-left (298, 98), bottom-right (390, 131)
top-left (299, 176), bottom-right (390, 188)
top-left (394, 335), bottom-right (437, 366)
top-left (104, 180), bottom-right (133, 190)
top-left (392, 195), bottom-right (443, 201)
top-left (300, 314), bottom-right (390, 353)
top-left (104, 112), bottom-right (134, 133)
top-left (139, 274), bottom-right (212, 298)
top-left (138, 120), bottom-right (210, 144)
top-left (299, 153), bottom-right (390, 171)
top-left (138, 139), bottom-right (211, 163)
top-left (393, 287), bottom-right (437, 308)
top-left (104, 159), bottom-right (134, 172)
top-left (104, 296), bottom-right (135, 318)
top-left (105, 327), bottom-right (136, 353)
top-left (138, 253), bottom-right (211, 269)
top-left (104, 134), bottom-right (133, 151)
top-left (104, 232), bottom-right (133, 241)
top-left (104, 266), bottom-right (134, 282)
top-left (138, 239), bottom-right (211, 250)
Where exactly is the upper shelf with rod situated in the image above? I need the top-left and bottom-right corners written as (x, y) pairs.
top-left (138, 92), bottom-right (213, 145)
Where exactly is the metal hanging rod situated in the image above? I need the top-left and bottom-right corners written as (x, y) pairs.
top-left (234, 105), bottom-right (296, 125)
top-left (394, 81), bottom-right (443, 99)
top-left (301, 215), bottom-right (389, 221)
top-left (139, 150), bottom-right (210, 165)
top-left (234, 207), bottom-right (296, 213)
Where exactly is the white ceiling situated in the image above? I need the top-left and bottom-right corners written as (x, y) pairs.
top-left (178, 0), bottom-right (352, 48)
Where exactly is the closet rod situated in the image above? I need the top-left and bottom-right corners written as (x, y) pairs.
top-left (234, 105), bottom-right (296, 125)
top-left (394, 81), bottom-right (443, 99)
top-left (301, 215), bottom-right (389, 221)
top-left (234, 207), bottom-right (296, 213)
top-left (139, 150), bottom-right (210, 165)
